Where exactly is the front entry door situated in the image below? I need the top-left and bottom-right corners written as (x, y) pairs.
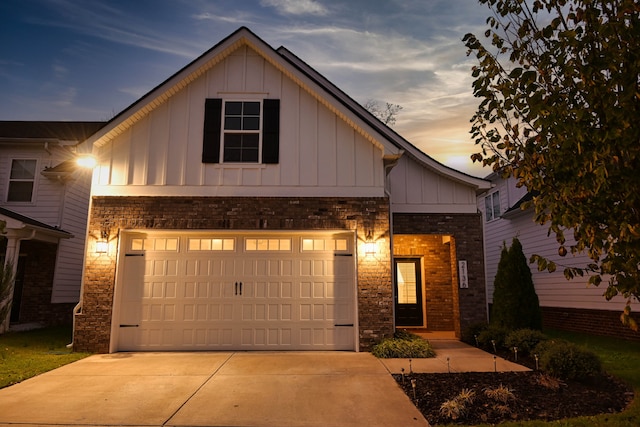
top-left (394, 258), bottom-right (424, 327)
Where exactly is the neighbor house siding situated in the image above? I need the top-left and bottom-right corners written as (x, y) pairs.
top-left (52, 168), bottom-right (93, 303)
top-left (480, 175), bottom-right (632, 311)
top-left (74, 196), bottom-right (393, 353)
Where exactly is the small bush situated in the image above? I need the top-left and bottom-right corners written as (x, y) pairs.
top-left (477, 326), bottom-right (509, 351)
top-left (372, 331), bottom-right (435, 358)
top-left (484, 384), bottom-right (515, 403)
top-left (461, 321), bottom-right (488, 345)
top-left (505, 328), bottom-right (548, 355)
top-left (536, 340), bottom-right (602, 380)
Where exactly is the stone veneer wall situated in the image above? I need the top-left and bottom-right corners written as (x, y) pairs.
top-left (393, 213), bottom-right (487, 337)
top-left (393, 235), bottom-right (455, 330)
top-left (541, 306), bottom-right (640, 342)
top-left (14, 241), bottom-right (75, 326)
top-left (74, 196), bottom-right (392, 353)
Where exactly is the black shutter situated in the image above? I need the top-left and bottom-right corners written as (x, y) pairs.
top-left (262, 99), bottom-right (280, 164)
top-left (202, 98), bottom-right (222, 163)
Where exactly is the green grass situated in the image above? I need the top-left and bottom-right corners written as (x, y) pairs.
top-left (0, 326), bottom-right (90, 389)
top-left (471, 329), bottom-right (640, 427)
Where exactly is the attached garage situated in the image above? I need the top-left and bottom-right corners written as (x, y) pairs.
top-left (111, 231), bottom-right (356, 352)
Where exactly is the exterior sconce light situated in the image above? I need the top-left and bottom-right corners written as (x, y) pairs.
top-left (95, 224), bottom-right (110, 254)
top-left (364, 232), bottom-right (376, 256)
top-left (76, 154), bottom-right (97, 169)
top-left (95, 239), bottom-right (108, 254)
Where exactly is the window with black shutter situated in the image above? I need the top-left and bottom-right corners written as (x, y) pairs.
top-left (202, 98), bottom-right (279, 164)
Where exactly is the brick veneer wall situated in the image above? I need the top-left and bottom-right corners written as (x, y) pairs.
top-left (74, 196), bottom-right (392, 353)
top-left (14, 241), bottom-right (75, 326)
top-left (541, 306), bottom-right (640, 342)
top-left (393, 213), bottom-right (487, 337)
top-left (393, 235), bottom-right (455, 330)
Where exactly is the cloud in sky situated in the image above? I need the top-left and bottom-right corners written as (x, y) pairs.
top-left (260, 0), bottom-right (328, 16)
top-left (1, 0), bottom-right (492, 176)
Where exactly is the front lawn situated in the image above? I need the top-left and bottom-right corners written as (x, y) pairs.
top-left (0, 326), bottom-right (90, 389)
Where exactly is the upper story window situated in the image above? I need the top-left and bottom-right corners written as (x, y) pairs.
top-left (484, 191), bottom-right (500, 222)
top-left (223, 101), bottom-right (261, 162)
top-left (7, 159), bottom-right (37, 202)
top-left (202, 98), bottom-right (280, 164)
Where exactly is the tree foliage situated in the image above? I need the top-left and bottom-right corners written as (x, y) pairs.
top-left (363, 99), bottom-right (403, 126)
top-left (491, 238), bottom-right (543, 331)
top-left (464, 0), bottom-right (640, 326)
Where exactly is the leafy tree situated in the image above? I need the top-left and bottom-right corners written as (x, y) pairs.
top-left (363, 99), bottom-right (403, 126)
top-left (464, 0), bottom-right (640, 328)
top-left (491, 238), bottom-right (543, 331)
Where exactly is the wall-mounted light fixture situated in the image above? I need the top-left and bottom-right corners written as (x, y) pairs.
top-left (95, 223), bottom-right (110, 254)
top-left (76, 154), bottom-right (97, 169)
top-left (364, 231), bottom-right (377, 256)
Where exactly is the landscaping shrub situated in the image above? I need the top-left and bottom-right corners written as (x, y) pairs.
top-left (461, 321), bottom-right (488, 346)
top-left (477, 326), bottom-right (509, 352)
top-left (491, 238), bottom-right (543, 331)
top-left (505, 328), bottom-right (548, 355)
top-left (372, 330), bottom-right (435, 358)
top-left (535, 339), bottom-right (602, 380)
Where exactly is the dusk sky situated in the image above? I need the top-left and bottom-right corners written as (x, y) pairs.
top-left (1, 0), bottom-right (493, 177)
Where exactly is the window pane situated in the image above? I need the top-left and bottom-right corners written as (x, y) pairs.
top-left (243, 117), bottom-right (260, 130)
top-left (10, 159), bottom-right (36, 179)
top-left (243, 102), bottom-right (260, 115)
top-left (225, 102), bottom-right (242, 115)
top-left (485, 196), bottom-right (493, 221)
top-left (224, 117), bottom-right (242, 130)
top-left (242, 133), bottom-right (259, 148)
top-left (492, 192), bottom-right (500, 217)
top-left (225, 133), bottom-right (242, 148)
top-left (396, 262), bottom-right (417, 304)
top-left (7, 181), bottom-right (34, 202)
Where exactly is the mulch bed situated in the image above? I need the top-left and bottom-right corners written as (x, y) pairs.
top-left (393, 354), bottom-right (634, 425)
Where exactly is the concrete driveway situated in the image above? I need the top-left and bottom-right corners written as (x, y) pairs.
top-left (0, 352), bottom-right (428, 427)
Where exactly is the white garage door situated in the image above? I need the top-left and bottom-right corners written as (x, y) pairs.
top-left (113, 231), bottom-right (356, 351)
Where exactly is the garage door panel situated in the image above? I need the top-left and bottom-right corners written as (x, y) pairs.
top-left (116, 232), bottom-right (355, 351)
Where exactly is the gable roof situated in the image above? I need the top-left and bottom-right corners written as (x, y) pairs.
top-left (81, 27), bottom-right (489, 190)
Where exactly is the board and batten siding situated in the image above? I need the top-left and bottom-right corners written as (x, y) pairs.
top-left (480, 175), bottom-right (629, 312)
top-left (92, 45), bottom-right (384, 197)
top-left (389, 155), bottom-right (479, 214)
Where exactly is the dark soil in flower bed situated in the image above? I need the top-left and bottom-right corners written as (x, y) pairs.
top-left (394, 354), bottom-right (634, 425)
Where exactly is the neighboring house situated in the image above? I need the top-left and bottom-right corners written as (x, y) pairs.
top-left (72, 27), bottom-right (491, 353)
top-left (479, 172), bottom-right (640, 341)
top-left (0, 121), bottom-right (105, 330)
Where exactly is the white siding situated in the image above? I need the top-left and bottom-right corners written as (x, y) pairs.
top-left (389, 155), bottom-right (478, 214)
top-left (1, 142), bottom-right (90, 304)
top-left (92, 45), bottom-right (385, 197)
top-left (480, 175), bottom-right (632, 311)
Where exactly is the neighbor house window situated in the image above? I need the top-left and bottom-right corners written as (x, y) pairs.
top-left (484, 191), bottom-right (500, 221)
top-left (202, 98), bottom-right (280, 164)
top-left (7, 159), bottom-right (37, 202)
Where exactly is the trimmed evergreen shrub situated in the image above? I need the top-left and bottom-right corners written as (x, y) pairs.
top-left (535, 340), bottom-right (602, 380)
top-left (505, 329), bottom-right (548, 355)
top-left (461, 321), bottom-right (489, 346)
top-left (491, 238), bottom-right (543, 331)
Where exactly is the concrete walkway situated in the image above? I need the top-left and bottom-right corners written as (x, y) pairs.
top-left (0, 341), bottom-right (528, 427)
